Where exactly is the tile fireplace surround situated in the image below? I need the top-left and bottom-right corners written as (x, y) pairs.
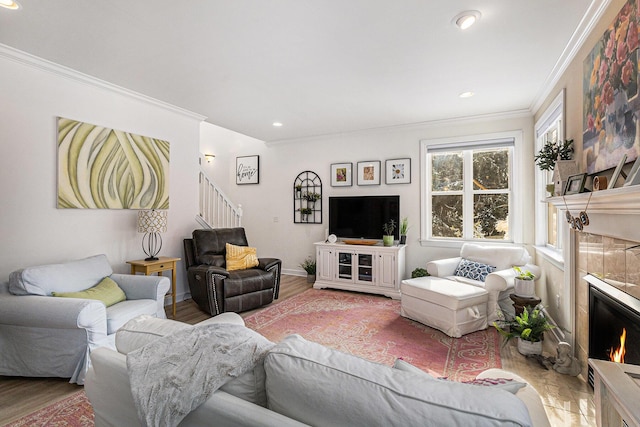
top-left (552, 185), bottom-right (640, 377)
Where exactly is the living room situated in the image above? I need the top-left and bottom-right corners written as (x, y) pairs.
top-left (2, 0), bottom-right (640, 425)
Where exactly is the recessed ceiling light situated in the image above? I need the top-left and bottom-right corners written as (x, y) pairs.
top-left (453, 10), bottom-right (481, 30)
top-left (0, 0), bottom-right (20, 10)
top-left (273, 122), bottom-right (283, 127)
top-left (459, 91), bottom-right (475, 99)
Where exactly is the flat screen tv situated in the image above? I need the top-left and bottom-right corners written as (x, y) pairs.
top-left (329, 195), bottom-right (400, 240)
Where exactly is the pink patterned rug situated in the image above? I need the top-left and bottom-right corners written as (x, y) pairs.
top-left (5, 391), bottom-right (93, 427)
top-left (245, 288), bottom-right (501, 381)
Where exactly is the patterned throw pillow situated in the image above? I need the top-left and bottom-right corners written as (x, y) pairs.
top-left (453, 258), bottom-right (496, 282)
top-left (225, 243), bottom-right (259, 271)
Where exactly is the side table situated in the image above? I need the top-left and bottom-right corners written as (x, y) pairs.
top-left (127, 256), bottom-right (181, 318)
top-left (509, 293), bottom-right (542, 316)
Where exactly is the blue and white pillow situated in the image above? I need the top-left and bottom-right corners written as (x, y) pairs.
top-left (454, 258), bottom-right (496, 282)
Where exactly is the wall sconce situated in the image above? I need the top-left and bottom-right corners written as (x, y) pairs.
top-left (204, 154), bottom-right (216, 163)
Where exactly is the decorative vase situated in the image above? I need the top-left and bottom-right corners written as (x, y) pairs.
top-left (382, 235), bottom-right (394, 246)
top-left (306, 274), bottom-right (316, 284)
top-left (514, 278), bottom-right (535, 297)
top-left (399, 235), bottom-right (407, 245)
top-left (517, 338), bottom-right (542, 356)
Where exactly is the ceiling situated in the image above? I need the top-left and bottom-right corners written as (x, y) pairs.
top-left (0, 1), bottom-right (599, 142)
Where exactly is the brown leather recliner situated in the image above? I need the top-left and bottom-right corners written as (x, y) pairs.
top-left (183, 228), bottom-right (281, 316)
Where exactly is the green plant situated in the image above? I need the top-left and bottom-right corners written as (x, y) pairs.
top-left (513, 266), bottom-right (535, 280)
top-left (300, 257), bottom-right (316, 275)
top-left (411, 267), bottom-right (429, 278)
top-left (302, 192), bottom-right (321, 202)
top-left (382, 219), bottom-right (396, 236)
top-left (399, 217), bottom-right (409, 235)
top-left (493, 305), bottom-right (554, 343)
top-left (534, 139), bottom-right (574, 171)
top-left (299, 207), bottom-right (313, 215)
top-left (295, 184), bottom-right (302, 192)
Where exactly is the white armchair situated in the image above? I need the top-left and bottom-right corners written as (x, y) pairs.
top-left (426, 243), bottom-right (540, 322)
top-left (0, 254), bottom-right (170, 384)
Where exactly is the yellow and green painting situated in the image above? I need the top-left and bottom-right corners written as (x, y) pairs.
top-left (57, 117), bottom-right (170, 209)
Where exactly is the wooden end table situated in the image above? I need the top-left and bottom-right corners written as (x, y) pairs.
top-left (509, 293), bottom-right (542, 316)
top-left (127, 256), bottom-right (181, 318)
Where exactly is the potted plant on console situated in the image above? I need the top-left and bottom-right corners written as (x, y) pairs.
top-left (513, 266), bottom-right (536, 298)
top-left (382, 219), bottom-right (396, 247)
top-left (493, 305), bottom-right (554, 356)
top-left (399, 217), bottom-right (409, 244)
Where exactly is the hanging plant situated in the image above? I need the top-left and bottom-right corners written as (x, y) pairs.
top-left (534, 139), bottom-right (574, 171)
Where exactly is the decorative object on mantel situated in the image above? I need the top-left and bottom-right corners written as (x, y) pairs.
top-left (563, 173), bottom-right (587, 195)
top-left (583, 0), bottom-right (640, 175)
top-left (592, 175), bottom-right (608, 190)
top-left (563, 191), bottom-right (592, 231)
top-left (624, 154), bottom-right (640, 186)
top-left (552, 342), bottom-right (582, 376)
top-left (534, 138), bottom-right (576, 196)
top-left (293, 171), bottom-right (322, 224)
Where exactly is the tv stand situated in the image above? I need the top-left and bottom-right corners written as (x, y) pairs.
top-left (314, 241), bottom-right (406, 299)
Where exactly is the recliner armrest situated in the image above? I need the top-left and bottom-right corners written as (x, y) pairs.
top-left (189, 265), bottom-right (230, 278)
top-left (426, 257), bottom-right (461, 277)
top-left (258, 258), bottom-right (281, 271)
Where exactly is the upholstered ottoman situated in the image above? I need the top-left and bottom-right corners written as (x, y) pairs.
top-left (400, 277), bottom-right (489, 338)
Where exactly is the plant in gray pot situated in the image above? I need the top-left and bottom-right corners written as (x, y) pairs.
top-left (300, 257), bottom-right (316, 283)
top-left (513, 266), bottom-right (536, 297)
top-left (493, 305), bottom-right (554, 356)
top-left (399, 217), bottom-right (409, 245)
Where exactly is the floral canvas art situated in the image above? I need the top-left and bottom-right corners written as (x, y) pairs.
top-left (583, 0), bottom-right (640, 174)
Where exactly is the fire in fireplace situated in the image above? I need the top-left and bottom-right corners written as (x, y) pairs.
top-left (586, 274), bottom-right (640, 387)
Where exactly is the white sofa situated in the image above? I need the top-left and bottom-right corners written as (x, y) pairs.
top-left (85, 314), bottom-right (551, 427)
top-left (426, 243), bottom-right (540, 322)
top-left (0, 254), bottom-right (170, 384)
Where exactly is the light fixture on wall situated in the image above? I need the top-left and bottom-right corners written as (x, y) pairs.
top-left (0, 0), bottom-right (20, 9)
top-left (137, 210), bottom-right (168, 261)
top-left (453, 10), bottom-right (481, 30)
top-left (204, 154), bottom-right (216, 163)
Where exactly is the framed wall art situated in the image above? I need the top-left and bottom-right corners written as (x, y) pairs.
top-left (357, 161), bottom-right (381, 186)
top-left (330, 162), bottom-right (352, 187)
top-left (57, 117), bottom-right (170, 209)
top-left (236, 155), bottom-right (259, 185)
top-left (385, 158), bottom-right (411, 184)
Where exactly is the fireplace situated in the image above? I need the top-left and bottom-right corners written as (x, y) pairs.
top-left (586, 274), bottom-right (640, 387)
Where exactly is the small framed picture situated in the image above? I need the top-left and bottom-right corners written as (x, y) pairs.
top-left (563, 173), bottom-right (587, 195)
top-left (236, 155), bottom-right (259, 185)
top-left (330, 162), bottom-right (352, 187)
top-left (357, 161), bottom-right (381, 186)
top-left (385, 158), bottom-right (411, 184)
top-left (624, 155), bottom-right (640, 187)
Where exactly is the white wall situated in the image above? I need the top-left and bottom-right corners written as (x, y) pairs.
top-left (0, 47), bottom-right (203, 301)
top-left (203, 114), bottom-right (536, 277)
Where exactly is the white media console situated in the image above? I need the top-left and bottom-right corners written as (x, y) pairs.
top-left (314, 241), bottom-right (406, 299)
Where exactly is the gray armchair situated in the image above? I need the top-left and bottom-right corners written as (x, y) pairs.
top-left (0, 254), bottom-right (169, 384)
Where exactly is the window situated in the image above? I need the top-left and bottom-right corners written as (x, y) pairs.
top-left (423, 135), bottom-right (515, 242)
top-left (534, 90), bottom-right (564, 253)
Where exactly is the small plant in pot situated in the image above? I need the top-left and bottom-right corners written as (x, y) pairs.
top-left (534, 139), bottom-right (574, 172)
top-left (399, 217), bottom-right (409, 245)
top-left (382, 219), bottom-right (396, 246)
top-left (513, 266), bottom-right (536, 297)
top-left (493, 304), bottom-right (554, 356)
top-left (300, 257), bottom-right (316, 283)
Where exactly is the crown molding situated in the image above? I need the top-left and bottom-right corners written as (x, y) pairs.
top-left (531, 0), bottom-right (613, 114)
top-left (0, 43), bottom-right (207, 122)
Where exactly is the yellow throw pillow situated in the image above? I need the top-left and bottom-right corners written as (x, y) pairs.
top-left (226, 243), bottom-right (259, 271)
top-left (52, 276), bottom-right (126, 307)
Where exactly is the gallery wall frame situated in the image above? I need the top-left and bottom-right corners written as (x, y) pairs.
top-left (330, 162), bottom-right (352, 187)
top-left (236, 155), bottom-right (259, 185)
top-left (385, 158), bottom-right (411, 184)
top-left (57, 117), bottom-right (170, 209)
top-left (357, 160), bottom-right (381, 186)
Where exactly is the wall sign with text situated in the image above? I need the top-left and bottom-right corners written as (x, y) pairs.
top-left (236, 155), bottom-right (259, 185)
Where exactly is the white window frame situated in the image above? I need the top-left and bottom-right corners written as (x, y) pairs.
top-left (534, 89), bottom-right (565, 266)
top-left (420, 131), bottom-right (523, 248)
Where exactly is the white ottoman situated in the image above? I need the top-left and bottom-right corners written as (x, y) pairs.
top-left (401, 277), bottom-right (489, 338)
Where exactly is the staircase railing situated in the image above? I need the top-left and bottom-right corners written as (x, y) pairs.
top-left (198, 167), bottom-right (242, 229)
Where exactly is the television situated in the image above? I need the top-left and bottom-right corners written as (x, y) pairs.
top-left (329, 195), bottom-right (400, 240)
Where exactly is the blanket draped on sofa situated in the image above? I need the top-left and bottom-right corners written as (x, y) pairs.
top-left (127, 323), bottom-right (274, 427)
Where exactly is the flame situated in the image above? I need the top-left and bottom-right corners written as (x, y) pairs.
top-left (609, 328), bottom-right (627, 363)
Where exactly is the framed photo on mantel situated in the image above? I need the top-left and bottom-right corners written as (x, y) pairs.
top-left (236, 155), bottom-right (259, 185)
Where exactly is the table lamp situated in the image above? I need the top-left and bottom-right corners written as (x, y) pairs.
top-left (137, 210), bottom-right (167, 261)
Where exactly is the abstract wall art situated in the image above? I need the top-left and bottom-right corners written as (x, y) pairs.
top-left (57, 117), bottom-right (170, 209)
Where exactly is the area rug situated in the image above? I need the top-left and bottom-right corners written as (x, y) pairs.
top-left (245, 288), bottom-right (501, 381)
top-left (4, 390), bottom-right (93, 427)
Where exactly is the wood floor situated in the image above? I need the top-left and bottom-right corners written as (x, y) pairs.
top-left (0, 275), bottom-right (594, 426)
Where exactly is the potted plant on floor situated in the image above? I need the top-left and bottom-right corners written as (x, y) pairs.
top-left (300, 257), bottom-right (316, 283)
top-left (513, 266), bottom-right (536, 297)
top-left (493, 305), bottom-right (554, 356)
top-left (382, 219), bottom-right (396, 246)
top-left (399, 217), bottom-right (409, 244)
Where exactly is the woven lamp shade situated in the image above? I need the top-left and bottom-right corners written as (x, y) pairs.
top-left (137, 210), bottom-right (168, 233)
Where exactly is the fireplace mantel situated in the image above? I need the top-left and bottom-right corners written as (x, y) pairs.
top-left (547, 185), bottom-right (640, 214)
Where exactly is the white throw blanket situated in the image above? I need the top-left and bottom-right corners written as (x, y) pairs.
top-left (126, 323), bottom-right (274, 427)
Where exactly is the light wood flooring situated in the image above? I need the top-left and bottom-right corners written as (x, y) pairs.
top-left (0, 275), bottom-right (595, 426)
